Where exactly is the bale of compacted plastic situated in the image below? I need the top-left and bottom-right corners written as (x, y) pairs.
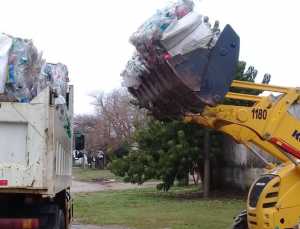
top-left (128, 25), bottom-right (240, 119)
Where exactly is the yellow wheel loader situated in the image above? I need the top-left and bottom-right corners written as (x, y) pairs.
top-left (127, 25), bottom-right (300, 229)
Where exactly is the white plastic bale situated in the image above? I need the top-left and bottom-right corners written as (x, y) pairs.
top-left (6, 37), bottom-right (44, 102)
top-left (129, 0), bottom-right (195, 57)
top-left (121, 54), bottom-right (149, 89)
top-left (160, 12), bottom-right (203, 51)
top-left (0, 34), bottom-right (13, 93)
top-left (123, 1), bottom-right (195, 90)
top-left (167, 21), bottom-right (218, 56)
top-left (40, 63), bottom-right (69, 99)
top-left (122, 0), bottom-right (222, 92)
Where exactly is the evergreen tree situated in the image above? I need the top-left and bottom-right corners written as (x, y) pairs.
top-left (111, 62), bottom-right (270, 191)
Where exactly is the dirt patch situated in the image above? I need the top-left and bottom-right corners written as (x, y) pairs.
top-left (71, 180), bottom-right (158, 193)
top-left (90, 178), bottom-right (116, 184)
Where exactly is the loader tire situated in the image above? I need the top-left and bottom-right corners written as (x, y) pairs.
top-left (232, 210), bottom-right (248, 229)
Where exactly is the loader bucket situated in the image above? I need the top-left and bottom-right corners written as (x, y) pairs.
top-left (129, 25), bottom-right (240, 119)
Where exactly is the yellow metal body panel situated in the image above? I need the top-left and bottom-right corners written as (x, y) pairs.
top-left (247, 163), bottom-right (300, 228)
top-left (231, 80), bottom-right (291, 93)
top-left (185, 80), bottom-right (300, 228)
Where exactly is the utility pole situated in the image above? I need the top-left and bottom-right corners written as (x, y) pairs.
top-left (203, 130), bottom-right (210, 198)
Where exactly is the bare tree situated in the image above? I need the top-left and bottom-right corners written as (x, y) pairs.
top-left (75, 88), bottom-right (148, 154)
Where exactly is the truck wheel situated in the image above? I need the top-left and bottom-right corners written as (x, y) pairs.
top-left (232, 210), bottom-right (248, 229)
top-left (53, 209), bottom-right (65, 229)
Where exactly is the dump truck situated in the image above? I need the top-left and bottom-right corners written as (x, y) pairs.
top-left (125, 21), bottom-right (300, 228)
top-left (0, 86), bottom-right (78, 229)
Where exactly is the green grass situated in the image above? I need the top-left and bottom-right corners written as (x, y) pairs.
top-left (74, 186), bottom-right (245, 229)
top-left (72, 167), bottom-right (121, 182)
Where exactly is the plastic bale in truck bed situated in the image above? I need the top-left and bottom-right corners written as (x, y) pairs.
top-left (0, 33), bottom-right (70, 104)
top-left (128, 25), bottom-right (240, 119)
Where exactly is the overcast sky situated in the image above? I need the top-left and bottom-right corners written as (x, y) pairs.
top-left (1, 0), bottom-right (299, 114)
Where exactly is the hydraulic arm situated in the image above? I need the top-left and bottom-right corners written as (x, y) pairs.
top-left (185, 80), bottom-right (300, 229)
top-left (186, 80), bottom-right (300, 165)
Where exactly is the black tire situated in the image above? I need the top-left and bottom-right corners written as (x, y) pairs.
top-left (232, 210), bottom-right (248, 229)
top-left (53, 209), bottom-right (65, 229)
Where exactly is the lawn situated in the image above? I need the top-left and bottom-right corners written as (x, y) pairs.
top-left (72, 167), bottom-right (121, 182)
top-left (74, 186), bottom-right (245, 229)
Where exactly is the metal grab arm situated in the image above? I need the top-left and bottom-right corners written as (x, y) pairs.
top-left (185, 81), bottom-right (300, 164)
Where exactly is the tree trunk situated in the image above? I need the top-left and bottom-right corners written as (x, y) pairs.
top-left (203, 130), bottom-right (210, 198)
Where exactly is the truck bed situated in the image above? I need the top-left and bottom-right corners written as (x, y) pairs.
top-left (0, 87), bottom-right (73, 196)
